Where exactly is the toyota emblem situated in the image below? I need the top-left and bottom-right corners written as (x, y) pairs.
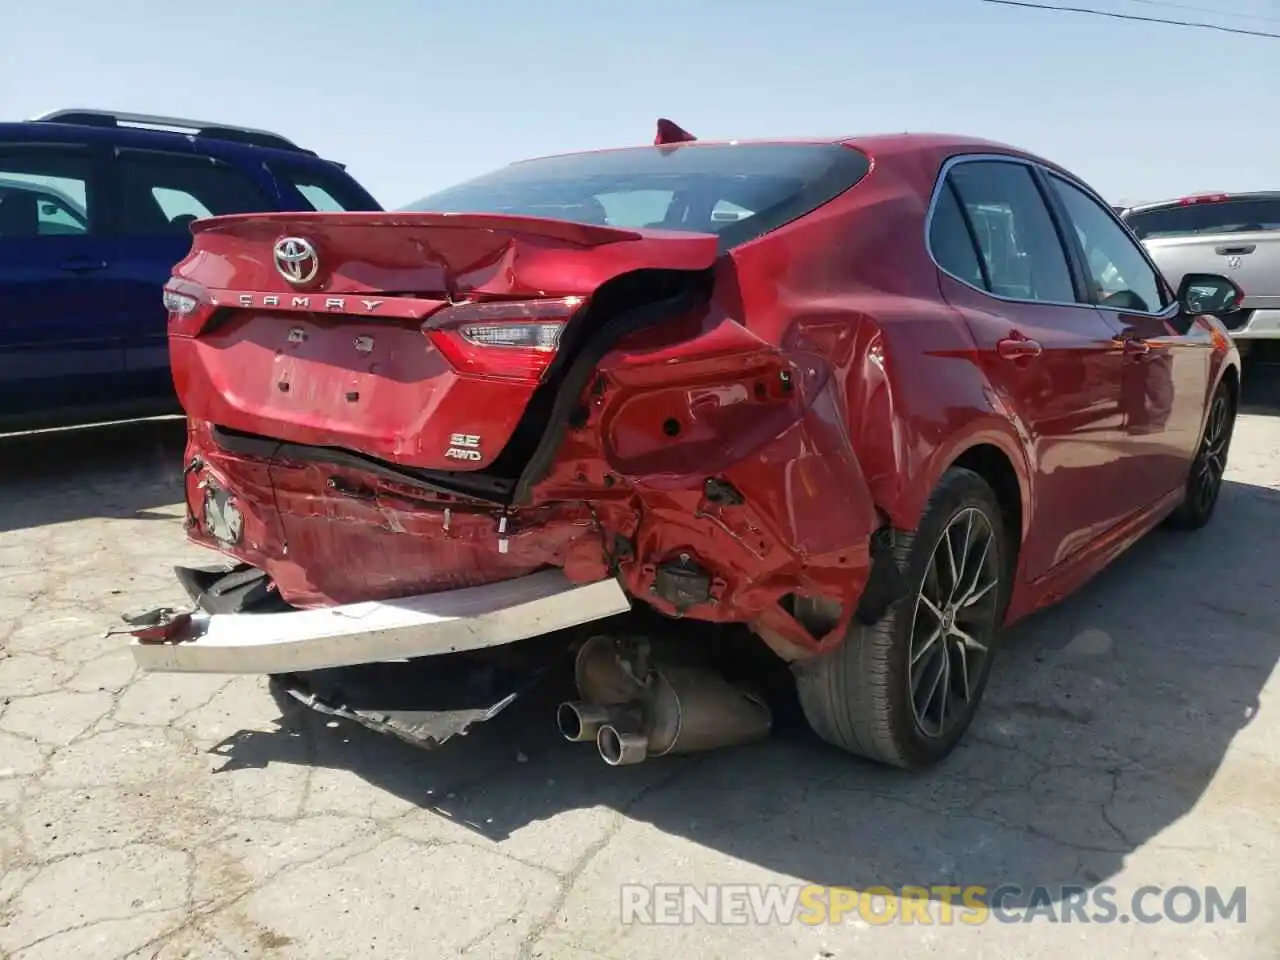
top-left (274, 237), bottom-right (319, 285)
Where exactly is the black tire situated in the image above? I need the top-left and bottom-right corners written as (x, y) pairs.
top-left (1166, 379), bottom-right (1235, 531)
top-left (793, 467), bottom-right (1009, 770)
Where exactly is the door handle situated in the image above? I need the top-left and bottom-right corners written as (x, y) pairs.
top-left (997, 337), bottom-right (1042, 359)
top-left (1115, 336), bottom-right (1150, 355)
top-left (58, 257), bottom-right (109, 273)
top-left (1215, 245), bottom-right (1255, 256)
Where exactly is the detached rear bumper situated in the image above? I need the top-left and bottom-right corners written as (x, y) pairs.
top-left (128, 569), bottom-right (632, 674)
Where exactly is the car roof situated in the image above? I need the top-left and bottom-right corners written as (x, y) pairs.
top-left (513, 131), bottom-right (1056, 170)
top-left (0, 109), bottom-right (336, 166)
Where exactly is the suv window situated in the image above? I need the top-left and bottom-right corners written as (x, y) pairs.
top-left (113, 152), bottom-right (272, 235)
top-left (270, 163), bottom-right (380, 212)
top-left (1048, 174), bottom-right (1167, 314)
top-left (1126, 197), bottom-right (1280, 240)
top-left (34, 195), bottom-right (88, 235)
top-left (0, 149), bottom-right (94, 238)
top-left (947, 161), bottom-right (1075, 304)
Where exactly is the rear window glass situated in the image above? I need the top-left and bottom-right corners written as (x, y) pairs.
top-left (270, 163), bottom-right (381, 212)
top-left (114, 153), bottom-right (273, 235)
top-left (1126, 198), bottom-right (1280, 239)
top-left (404, 143), bottom-right (871, 249)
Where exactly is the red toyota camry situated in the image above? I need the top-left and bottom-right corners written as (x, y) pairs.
top-left (139, 121), bottom-right (1241, 771)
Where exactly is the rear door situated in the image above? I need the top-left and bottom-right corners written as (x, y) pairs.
top-left (104, 146), bottom-right (276, 387)
top-left (929, 156), bottom-right (1130, 582)
top-left (0, 140), bottom-right (121, 417)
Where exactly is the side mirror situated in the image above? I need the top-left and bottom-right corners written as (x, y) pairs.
top-left (1177, 273), bottom-right (1242, 316)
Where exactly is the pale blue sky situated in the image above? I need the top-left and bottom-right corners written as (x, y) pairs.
top-left (3, 0), bottom-right (1277, 208)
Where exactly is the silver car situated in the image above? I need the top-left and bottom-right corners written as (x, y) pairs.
top-left (1120, 192), bottom-right (1280, 343)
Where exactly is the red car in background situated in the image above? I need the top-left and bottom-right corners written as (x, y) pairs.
top-left (131, 121), bottom-right (1241, 772)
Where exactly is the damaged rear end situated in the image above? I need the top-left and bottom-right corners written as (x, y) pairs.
top-left (135, 138), bottom-right (889, 754)
top-left (167, 209), bottom-right (722, 604)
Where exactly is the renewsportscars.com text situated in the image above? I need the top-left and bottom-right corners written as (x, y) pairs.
top-left (619, 883), bottom-right (1248, 926)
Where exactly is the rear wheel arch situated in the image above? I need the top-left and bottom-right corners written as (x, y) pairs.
top-left (902, 424), bottom-right (1030, 549)
top-left (948, 441), bottom-right (1026, 569)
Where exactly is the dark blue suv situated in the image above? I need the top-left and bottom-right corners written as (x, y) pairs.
top-left (0, 109), bottom-right (382, 430)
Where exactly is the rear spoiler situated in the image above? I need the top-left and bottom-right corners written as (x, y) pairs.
top-left (188, 209), bottom-right (654, 248)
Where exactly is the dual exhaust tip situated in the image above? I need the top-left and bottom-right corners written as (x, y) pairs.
top-left (557, 701), bottom-right (649, 766)
top-left (558, 701), bottom-right (655, 768)
top-left (555, 635), bottom-right (773, 767)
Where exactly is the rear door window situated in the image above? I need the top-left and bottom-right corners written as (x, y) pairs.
top-left (111, 151), bottom-right (272, 235)
top-left (0, 148), bottom-right (96, 237)
top-left (947, 160), bottom-right (1076, 304)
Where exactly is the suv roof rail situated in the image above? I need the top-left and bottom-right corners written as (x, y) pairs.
top-left (28, 108), bottom-right (312, 154)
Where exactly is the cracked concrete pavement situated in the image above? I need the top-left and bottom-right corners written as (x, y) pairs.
top-left (0, 412), bottom-right (1277, 959)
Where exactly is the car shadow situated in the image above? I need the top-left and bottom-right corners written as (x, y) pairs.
top-left (0, 416), bottom-right (188, 533)
top-left (208, 477), bottom-right (1280, 905)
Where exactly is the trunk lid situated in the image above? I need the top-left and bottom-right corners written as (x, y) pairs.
top-left (168, 212), bottom-right (717, 473)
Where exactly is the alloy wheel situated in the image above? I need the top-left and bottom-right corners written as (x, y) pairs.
top-left (907, 507), bottom-right (1001, 738)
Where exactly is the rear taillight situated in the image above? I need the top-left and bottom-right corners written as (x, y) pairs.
top-left (425, 297), bottom-right (584, 384)
top-left (163, 289), bottom-right (198, 315)
top-left (164, 279), bottom-right (215, 337)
